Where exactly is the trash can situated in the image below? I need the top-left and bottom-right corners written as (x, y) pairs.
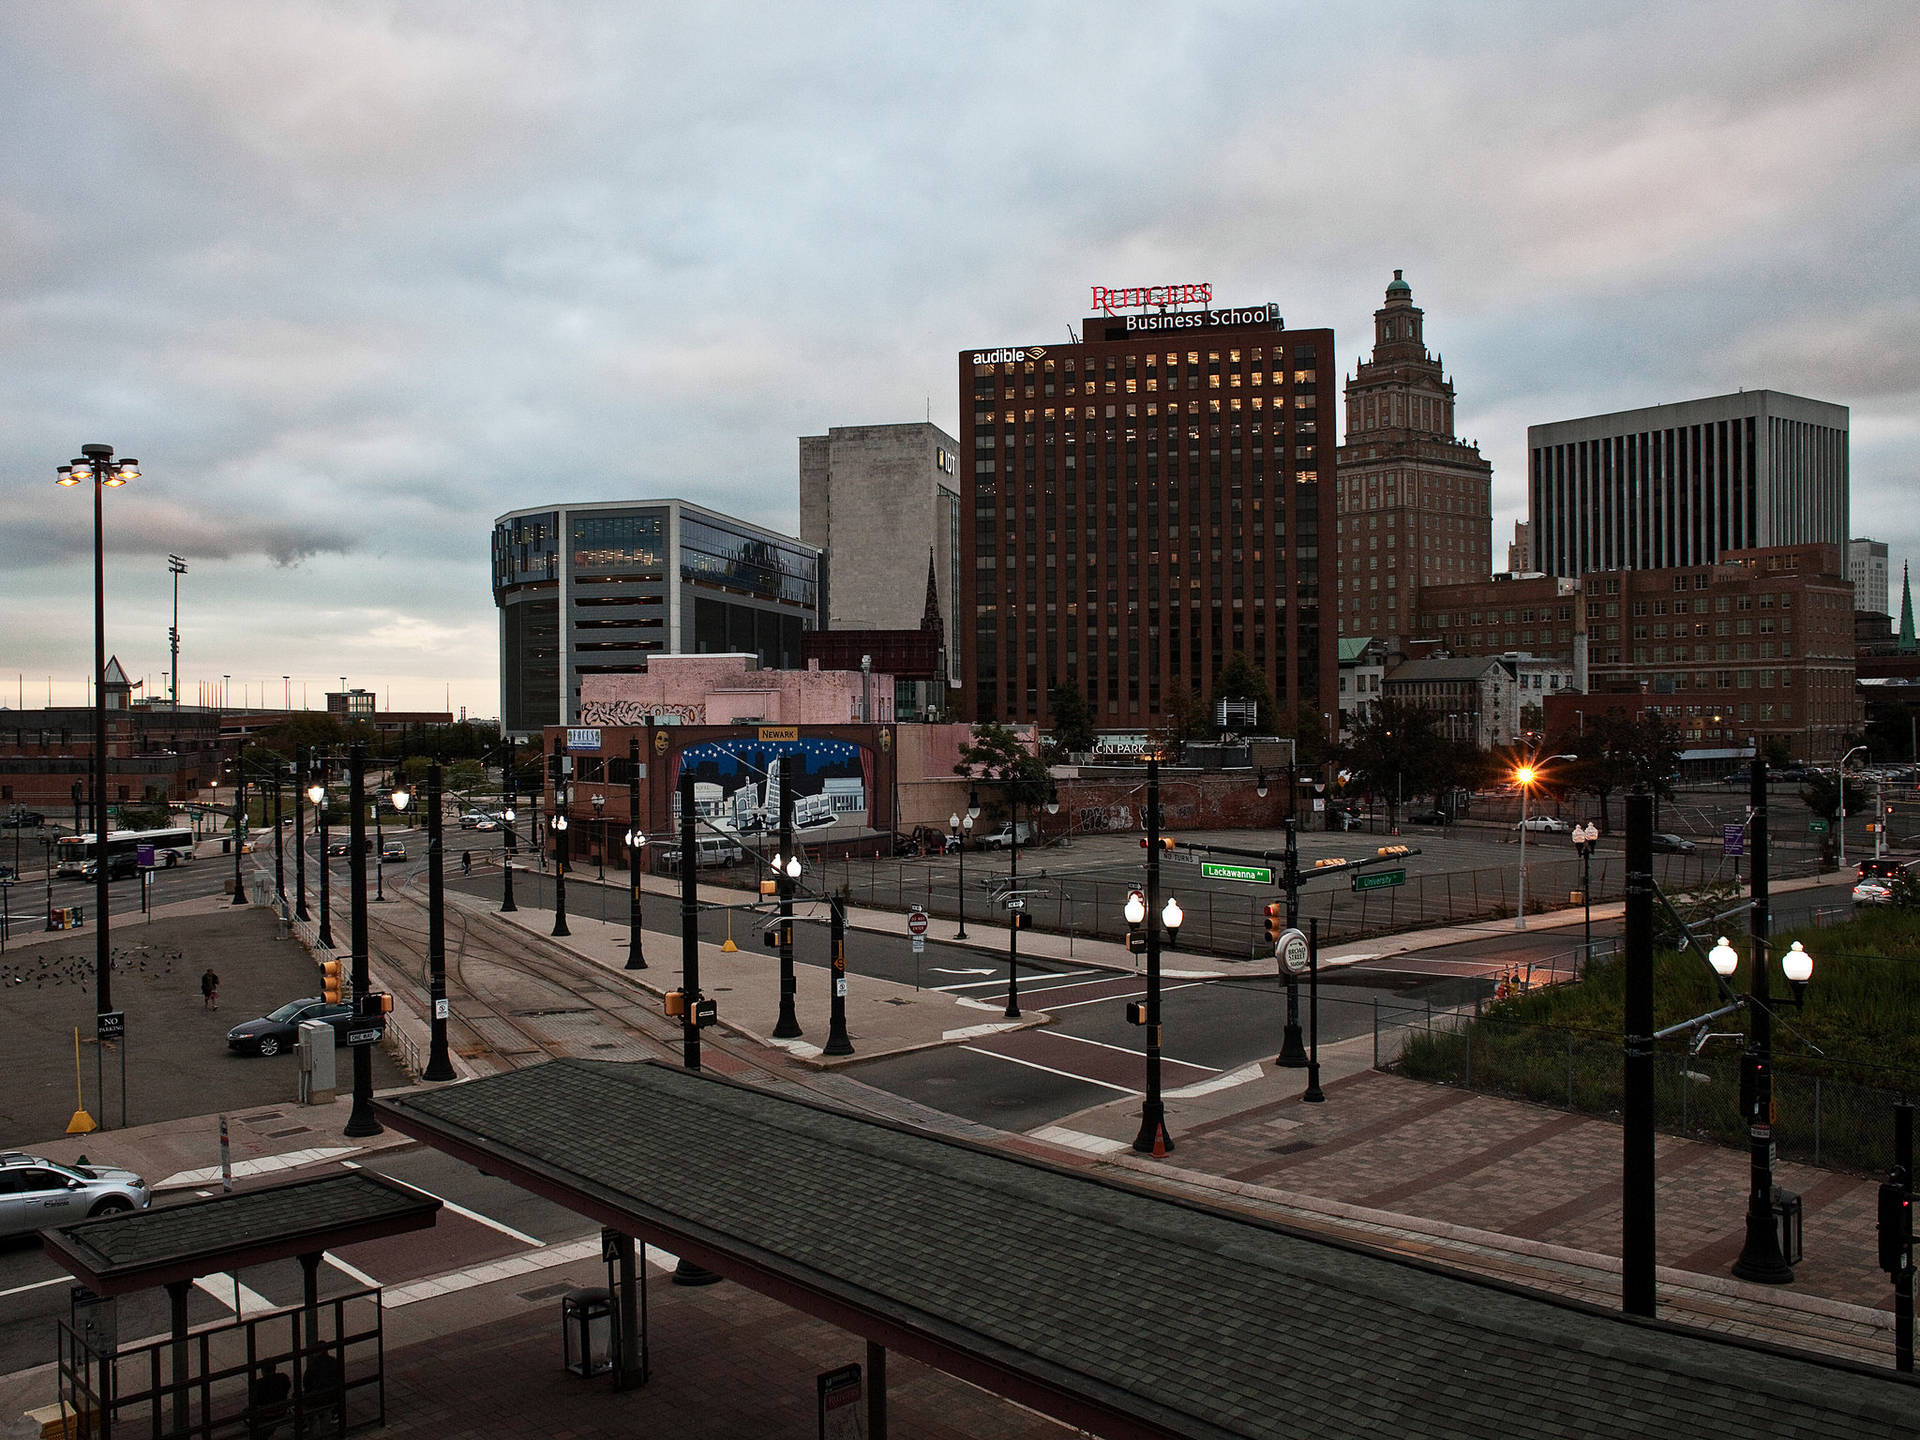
top-left (221, 837), bottom-right (231, 854)
top-left (561, 1287), bottom-right (616, 1377)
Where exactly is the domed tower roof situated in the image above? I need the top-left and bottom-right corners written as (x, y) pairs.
top-left (1385, 269), bottom-right (1411, 297)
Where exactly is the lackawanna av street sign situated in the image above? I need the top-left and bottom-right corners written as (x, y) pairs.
top-left (1201, 861), bottom-right (1273, 885)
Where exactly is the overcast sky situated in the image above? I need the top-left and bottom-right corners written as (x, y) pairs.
top-left (5, 1), bottom-right (1916, 719)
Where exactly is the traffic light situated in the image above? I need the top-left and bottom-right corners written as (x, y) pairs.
top-left (763, 920), bottom-right (791, 949)
top-left (1377, 844), bottom-right (1413, 858)
top-left (693, 997), bottom-right (717, 1028)
top-left (1138, 837), bottom-right (1175, 851)
top-left (320, 959), bottom-right (343, 1003)
top-left (1739, 1053), bottom-right (1770, 1124)
top-left (1878, 1172), bottom-right (1912, 1274)
top-left (1125, 1000), bottom-right (1147, 1025)
top-left (1010, 912), bottom-right (1031, 931)
top-left (759, 878), bottom-right (777, 896)
top-left (664, 989), bottom-right (686, 1017)
top-left (1263, 902), bottom-right (1283, 945)
top-left (375, 991), bottom-right (394, 1015)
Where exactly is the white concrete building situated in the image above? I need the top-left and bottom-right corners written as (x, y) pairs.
top-left (1850, 538), bottom-right (1890, 617)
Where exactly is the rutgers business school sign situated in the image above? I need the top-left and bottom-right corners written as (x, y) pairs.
top-left (968, 286), bottom-right (1281, 365)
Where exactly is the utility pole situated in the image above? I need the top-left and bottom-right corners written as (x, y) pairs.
top-left (1132, 755), bottom-right (1172, 1154)
top-left (678, 772), bottom-right (701, 1072)
top-left (625, 735), bottom-right (645, 969)
top-left (294, 748), bottom-right (310, 922)
top-left (1276, 814), bottom-right (1307, 1067)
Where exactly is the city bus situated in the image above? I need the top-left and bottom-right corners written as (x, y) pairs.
top-left (55, 827), bottom-right (196, 878)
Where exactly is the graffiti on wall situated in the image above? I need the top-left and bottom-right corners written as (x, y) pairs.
top-left (579, 700), bottom-right (705, 726)
top-left (1076, 803), bottom-right (1135, 833)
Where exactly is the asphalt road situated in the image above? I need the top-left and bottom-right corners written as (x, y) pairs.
top-left (0, 1146), bottom-right (594, 1378)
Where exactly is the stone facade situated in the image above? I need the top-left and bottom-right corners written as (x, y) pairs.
top-left (1336, 271), bottom-right (1494, 645)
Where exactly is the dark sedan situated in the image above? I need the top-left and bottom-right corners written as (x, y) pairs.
top-left (1650, 833), bottom-right (1697, 854)
top-left (326, 839), bottom-right (350, 857)
top-left (1407, 809), bottom-right (1450, 826)
top-left (227, 997), bottom-right (353, 1057)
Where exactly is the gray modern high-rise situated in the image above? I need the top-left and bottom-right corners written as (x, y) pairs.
top-left (492, 499), bottom-right (823, 738)
top-left (1527, 389), bottom-right (1848, 578)
top-left (1849, 537), bottom-right (1889, 617)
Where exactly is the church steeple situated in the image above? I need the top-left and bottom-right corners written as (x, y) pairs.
top-left (1900, 561), bottom-right (1915, 655)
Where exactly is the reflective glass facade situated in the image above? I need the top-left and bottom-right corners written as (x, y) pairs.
top-left (494, 501), bottom-right (823, 736)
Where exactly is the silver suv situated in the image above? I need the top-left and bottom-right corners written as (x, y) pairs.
top-left (0, 1151), bottom-right (151, 1236)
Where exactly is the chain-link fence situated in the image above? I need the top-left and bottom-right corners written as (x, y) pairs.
top-left (1381, 1009), bottom-right (1918, 1174)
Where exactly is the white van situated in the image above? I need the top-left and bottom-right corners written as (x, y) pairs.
top-left (661, 836), bottom-right (744, 871)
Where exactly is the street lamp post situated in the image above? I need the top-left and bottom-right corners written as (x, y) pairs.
top-left (272, 759), bottom-right (285, 910)
top-left (420, 763), bottom-right (455, 1081)
top-left (1514, 754), bottom-right (1576, 930)
top-left (501, 801), bottom-right (518, 914)
top-left (373, 773), bottom-right (388, 902)
top-left (308, 775), bottom-right (332, 948)
top-left (593, 793), bottom-right (606, 880)
top-left (950, 811), bottom-right (973, 938)
top-left (293, 748), bottom-right (311, 923)
top-left (1839, 744), bottom-right (1867, 873)
top-left (773, 757), bottom-right (802, 1037)
top-left (552, 805), bottom-right (571, 938)
top-left (625, 736), bottom-right (645, 970)
top-left (343, 744), bottom-right (381, 1138)
top-left (231, 737), bottom-right (248, 907)
top-left (1131, 755), bottom-right (1174, 1155)
top-left (1276, 815), bottom-right (1308, 1067)
top-left (1572, 821), bottom-right (1600, 968)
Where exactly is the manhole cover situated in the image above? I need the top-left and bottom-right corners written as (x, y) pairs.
top-left (266, 1126), bottom-right (311, 1139)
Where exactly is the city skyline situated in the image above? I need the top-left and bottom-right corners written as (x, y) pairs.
top-left (3, 4), bottom-right (1915, 717)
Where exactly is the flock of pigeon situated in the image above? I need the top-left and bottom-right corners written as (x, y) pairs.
top-left (3, 943), bottom-right (183, 989)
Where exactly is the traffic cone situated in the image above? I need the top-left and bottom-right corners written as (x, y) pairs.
top-left (1152, 1125), bottom-right (1167, 1159)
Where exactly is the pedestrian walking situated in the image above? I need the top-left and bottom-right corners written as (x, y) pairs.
top-left (461, 850), bottom-right (471, 876)
top-left (201, 967), bottom-right (219, 1010)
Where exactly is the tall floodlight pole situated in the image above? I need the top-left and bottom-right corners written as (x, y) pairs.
top-left (625, 735), bottom-right (645, 969)
top-left (167, 554), bottom-right (186, 708)
top-left (294, 748), bottom-right (311, 923)
top-left (58, 446), bottom-right (138, 1036)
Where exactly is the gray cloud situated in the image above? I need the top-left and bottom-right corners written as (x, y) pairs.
top-left (2, 0), bottom-right (1917, 713)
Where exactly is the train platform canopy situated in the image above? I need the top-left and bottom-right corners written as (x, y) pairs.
top-left (375, 1059), bottom-right (1914, 1440)
top-left (41, 1171), bottom-right (440, 1296)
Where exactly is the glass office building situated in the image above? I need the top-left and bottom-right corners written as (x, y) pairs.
top-left (493, 499), bottom-right (824, 737)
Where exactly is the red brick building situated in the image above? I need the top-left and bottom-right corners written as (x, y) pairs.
top-left (960, 292), bottom-right (1337, 734)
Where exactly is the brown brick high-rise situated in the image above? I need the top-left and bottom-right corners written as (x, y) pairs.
top-left (959, 301), bottom-right (1337, 734)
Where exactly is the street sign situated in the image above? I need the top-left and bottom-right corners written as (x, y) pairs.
top-left (1352, 868), bottom-right (1407, 892)
top-left (96, 1011), bottom-right (124, 1042)
top-left (1005, 897), bottom-right (1026, 911)
top-left (344, 1026), bottom-right (384, 1046)
top-left (1276, 928), bottom-right (1310, 974)
top-left (1201, 861), bottom-right (1273, 885)
top-left (907, 910), bottom-right (929, 936)
top-left (911, 936), bottom-right (925, 954)
top-left (1722, 824), bottom-right (1745, 856)
top-left (1808, 819), bottom-right (1830, 834)
top-left (434, 998), bottom-right (450, 1020)
top-left (1165, 848), bottom-right (1200, 865)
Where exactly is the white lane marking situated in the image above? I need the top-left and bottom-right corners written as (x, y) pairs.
top-left (957, 1045), bottom-right (1138, 1095)
top-left (1161, 968), bottom-right (1225, 979)
top-left (1164, 1062), bottom-right (1265, 1099)
top-left (195, 1274), bottom-right (275, 1315)
top-left (0, 1275), bottom-right (73, 1299)
top-left (1028, 1125), bottom-right (1130, 1155)
top-left (928, 967), bottom-right (995, 977)
top-left (1042, 1030), bottom-right (1220, 1072)
top-left (768, 1037), bottom-right (824, 1059)
top-left (934, 969), bottom-right (1095, 992)
top-left (160, 1147), bottom-right (355, 1189)
top-left (341, 1164), bottom-right (544, 1248)
top-left (1044, 980), bottom-right (1207, 1012)
top-left (954, 996), bottom-right (1003, 1011)
top-left (324, 1253), bottom-right (378, 1288)
top-left (942, 1022), bottom-right (1023, 1041)
top-left (380, 1235), bottom-right (679, 1309)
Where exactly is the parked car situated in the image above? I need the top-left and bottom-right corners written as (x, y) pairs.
top-left (381, 840), bottom-right (407, 861)
top-left (1407, 809), bottom-right (1450, 826)
top-left (227, 997), bottom-right (356, 1057)
top-left (458, 812), bottom-right (481, 829)
top-left (1513, 816), bottom-right (1571, 833)
top-left (0, 1152), bottom-right (151, 1235)
top-left (472, 818), bottom-right (500, 832)
top-left (658, 836), bottom-right (745, 872)
top-left (327, 839), bottom-right (350, 857)
top-left (979, 821), bottom-right (1035, 850)
top-left (1650, 833), bottom-right (1696, 854)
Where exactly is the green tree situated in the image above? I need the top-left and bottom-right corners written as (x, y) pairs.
top-left (1214, 651), bottom-right (1279, 735)
top-left (1045, 685), bottom-right (1097, 761)
top-left (954, 722), bottom-right (1051, 812)
top-left (1760, 733), bottom-right (1793, 769)
top-left (1344, 700), bottom-right (1439, 825)
top-left (1156, 687), bottom-right (1206, 762)
top-left (1563, 713), bottom-right (1635, 834)
top-left (1800, 771), bottom-right (1869, 822)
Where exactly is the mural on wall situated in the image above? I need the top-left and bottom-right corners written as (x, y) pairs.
top-left (580, 700), bottom-right (705, 726)
top-left (671, 735), bottom-right (874, 832)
